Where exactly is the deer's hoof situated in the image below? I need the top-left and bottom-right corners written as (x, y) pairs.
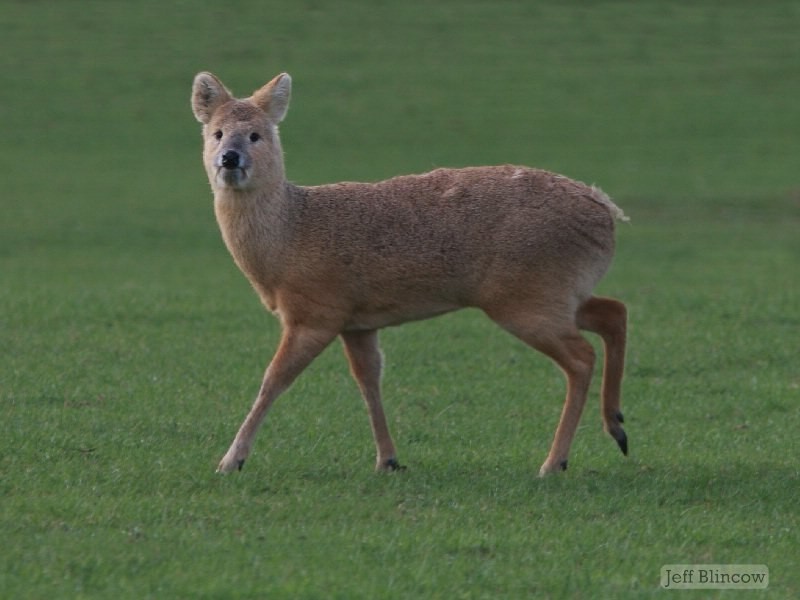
top-left (217, 447), bottom-right (248, 473)
top-left (612, 428), bottom-right (628, 456)
top-left (379, 457), bottom-right (406, 472)
top-left (538, 458), bottom-right (568, 477)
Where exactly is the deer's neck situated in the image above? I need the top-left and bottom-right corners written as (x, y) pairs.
top-left (213, 180), bottom-right (293, 301)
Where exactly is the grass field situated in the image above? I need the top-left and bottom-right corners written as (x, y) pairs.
top-left (2, 1), bottom-right (799, 598)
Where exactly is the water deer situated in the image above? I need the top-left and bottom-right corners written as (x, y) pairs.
top-left (191, 71), bottom-right (629, 477)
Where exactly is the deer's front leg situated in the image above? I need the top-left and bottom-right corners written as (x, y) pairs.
top-left (341, 330), bottom-right (400, 471)
top-left (217, 325), bottom-right (336, 473)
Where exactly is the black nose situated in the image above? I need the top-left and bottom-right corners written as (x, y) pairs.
top-left (221, 150), bottom-right (240, 169)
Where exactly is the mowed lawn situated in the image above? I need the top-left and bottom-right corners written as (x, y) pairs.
top-left (2, 2), bottom-right (798, 598)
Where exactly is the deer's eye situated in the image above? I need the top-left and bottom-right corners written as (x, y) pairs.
top-left (249, 132), bottom-right (261, 143)
top-left (213, 130), bottom-right (223, 140)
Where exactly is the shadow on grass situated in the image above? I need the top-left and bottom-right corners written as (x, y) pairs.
top-left (234, 453), bottom-right (797, 519)
top-left (531, 458), bottom-right (798, 518)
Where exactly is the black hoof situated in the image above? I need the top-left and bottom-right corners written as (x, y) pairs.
top-left (615, 410), bottom-right (625, 424)
top-left (237, 459), bottom-right (245, 471)
top-left (384, 458), bottom-right (406, 471)
top-left (559, 460), bottom-right (568, 471)
top-left (614, 430), bottom-right (628, 456)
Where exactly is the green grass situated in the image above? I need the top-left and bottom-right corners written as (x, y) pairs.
top-left (2, 1), bottom-right (799, 598)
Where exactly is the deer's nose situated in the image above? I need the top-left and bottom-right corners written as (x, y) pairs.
top-left (221, 150), bottom-right (240, 169)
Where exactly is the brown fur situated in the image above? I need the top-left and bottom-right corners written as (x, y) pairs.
top-left (191, 72), bottom-right (629, 476)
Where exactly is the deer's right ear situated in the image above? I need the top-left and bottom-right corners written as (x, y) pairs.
top-left (192, 72), bottom-right (233, 124)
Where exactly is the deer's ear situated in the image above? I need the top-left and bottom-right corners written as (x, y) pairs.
top-left (191, 72), bottom-right (233, 124)
top-left (250, 73), bottom-right (291, 123)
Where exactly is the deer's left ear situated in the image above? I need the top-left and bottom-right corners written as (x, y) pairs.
top-left (251, 73), bottom-right (292, 123)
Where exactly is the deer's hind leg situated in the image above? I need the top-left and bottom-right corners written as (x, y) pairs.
top-left (577, 296), bottom-right (628, 456)
top-left (485, 306), bottom-right (597, 476)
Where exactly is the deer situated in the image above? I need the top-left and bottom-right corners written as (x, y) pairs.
top-left (191, 71), bottom-right (629, 477)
